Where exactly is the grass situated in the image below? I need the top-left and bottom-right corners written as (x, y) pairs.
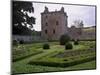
top-left (12, 41), bottom-right (96, 74)
top-left (67, 60), bottom-right (96, 70)
top-left (29, 51), bottom-right (95, 67)
top-left (12, 43), bottom-right (43, 62)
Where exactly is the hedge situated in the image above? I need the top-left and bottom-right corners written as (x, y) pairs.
top-left (54, 48), bottom-right (95, 58)
top-left (65, 43), bottom-right (73, 49)
top-left (29, 55), bottom-right (96, 67)
top-left (43, 43), bottom-right (50, 49)
top-left (13, 51), bottom-right (43, 62)
top-left (74, 40), bottom-right (79, 45)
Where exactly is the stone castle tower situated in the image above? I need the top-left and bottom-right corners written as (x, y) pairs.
top-left (41, 6), bottom-right (68, 40)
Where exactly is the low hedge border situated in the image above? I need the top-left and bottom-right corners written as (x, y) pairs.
top-left (13, 51), bottom-right (43, 62)
top-left (53, 48), bottom-right (95, 58)
top-left (36, 50), bottom-right (61, 60)
top-left (29, 55), bottom-right (96, 67)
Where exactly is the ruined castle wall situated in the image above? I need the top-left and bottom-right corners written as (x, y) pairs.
top-left (68, 27), bottom-right (96, 40)
top-left (80, 28), bottom-right (96, 40)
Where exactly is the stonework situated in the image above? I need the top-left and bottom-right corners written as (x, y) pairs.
top-left (80, 26), bottom-right (96, 40)
top-left (13, 35), bottom-right (42, 43)
top-left (41, 7), bottom-right (68, 40)
top-left (68, 26), bottom-right (82, 40)
top-left (41, 7), bottom-right (95, 41)
top-left (13, 35), bottom-right (33, 43)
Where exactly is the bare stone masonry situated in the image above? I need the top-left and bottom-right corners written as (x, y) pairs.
top-left (41, 7), bottom-right (68, 40)
top-left (41, 6), bottom-right (95, 41)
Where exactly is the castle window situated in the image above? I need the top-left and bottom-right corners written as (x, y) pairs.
top-left (53, 29), bottom-right (55, 34)
top-left (45, 22), bottom-right (48, 26)
top-left (46, 15), bottom-right (48, 18)
top-left (56, 21), bottom-right (59, 25)
top-left (45, 30), bottom-right (47, 34)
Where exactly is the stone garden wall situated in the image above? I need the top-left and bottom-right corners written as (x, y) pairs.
top-left (13, 35), bottom-right (43, 43)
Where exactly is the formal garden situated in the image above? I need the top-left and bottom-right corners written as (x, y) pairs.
top-left (12, 34), bottom-right (96, 74)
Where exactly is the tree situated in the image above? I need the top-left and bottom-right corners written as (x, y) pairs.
top-left (72, 19), bottom-right (84, 28)
top-left (12, 1), bottom-right (35, 35)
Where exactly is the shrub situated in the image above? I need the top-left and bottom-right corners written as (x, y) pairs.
top-left (65, 43), bottom-right (73, 49)
top-left (19, 40), bottom-right (24, 44)
top-left (74, 40), bottom-right (79, 45)
top-left (13, 40), bottom-right (18, 46)
top-left (43, 43), bottom-right (50, 49)
top-left (60, 34), bottom-right (70, 45)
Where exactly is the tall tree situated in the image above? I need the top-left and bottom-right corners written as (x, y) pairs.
top-left (12, 1), bottom-right (35, 35)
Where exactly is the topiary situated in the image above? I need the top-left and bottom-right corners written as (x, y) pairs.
top-left (43, 43), bottom-right (50, 49)
top-left (60, 34), bottom-right (70, 45)
top-left (65, 42), bottom-right (73, 50)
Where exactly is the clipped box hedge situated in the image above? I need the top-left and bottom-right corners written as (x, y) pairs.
top-left (13, 50), bottom-right (43, 62)
top-left (43, 43), bottom-right (50, 49)
top-left (65, 43), bottom-right (73, 50)
top-left (29, 54), bottom-right (96, 67)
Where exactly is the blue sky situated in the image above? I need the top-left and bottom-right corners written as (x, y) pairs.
top-left (31, 2), bottom-right (96, 31)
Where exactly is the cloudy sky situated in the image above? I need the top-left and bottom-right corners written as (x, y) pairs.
top-left (31, 2), bottom-right (96, 31)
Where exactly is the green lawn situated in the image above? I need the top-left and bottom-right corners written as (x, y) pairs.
top-left (12, 41), bottom-right (96, 74)
top-left (66, 60), bottom-right (96, 70)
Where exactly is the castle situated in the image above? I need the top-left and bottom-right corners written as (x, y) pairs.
top-left (13, 6), bottom-right (95, 43)
top-left (41, 6), bottom-right (95, 41)
top-left (41, 7), bottom-right (68, 40)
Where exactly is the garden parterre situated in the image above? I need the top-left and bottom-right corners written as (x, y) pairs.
top-left (12, 41), bottom-right (96, 74)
